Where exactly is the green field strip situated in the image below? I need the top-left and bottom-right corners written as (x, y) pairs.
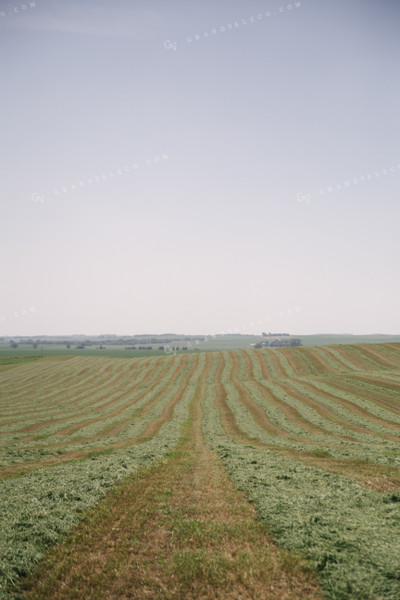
top-left (245, 376), bottom-right (363, 444)
top-left (227, 352), bottom-right (301, 440)
top-left (208, 355), bottom-right (400, 482)
top-left (321, 346), bottom-right (365, 372)
top-left (324, 377), bottom-right (400, 414)
top-left (216, 352), bottom-right (399, 482)
top-left (277, 346), bottom-right (309, 376)
top-left (244, 352), bottom-right (331, 437)
top-left (0, 358), bottom-right (143, 422)
top-left (0, 358), bottom-right (175, 462)
top-left (356, 344), bottom-right (400, 369)
top-left (242, 352), bottom-right (355, 444)
top-left (275, 378), bottom-right (395, 442)
top-left (269, 349), bottom-right (300, 378)
top-left (303, 347), bottom-right (346, 375)
top-left (0, 356), bottom-right (191, 477)
top-left (0, 357), bottom-right (80, 392)
top-left (310, 378), bottom-right (400, 425)
top-left (244, 351), bottom-right (347, 441)
top-left (377, 343), bottom-right (400, 363)
top-left (346, 371), bottom-right (400, 395)
top-left (308, 346), bottom-right (353, 374)
top-left (60, 355), bottom-right (190, 443)
top-left (224, 359), bottom-right (400, 462)
top-left (299, 379), bottom-right (400, 435)
top-left (254, 349), bottom-right (286, 380)
top-left (0, 356), bottom-right (101, 399)
top-left (330, 345), bottom-right (377, 372)
top-left (282, 379), bottom-right (400, 442)
top-left (343, 344), bottom-right (396, 371)
top-left (202, 389), bottom-right (400, 599)
top-left (211, 446), bottom-right (400, 598)
top-left (53, 358), bottom-right (167, 436)
top-left (222, 355), bottom-right (341, 449)
top-left (281, 346), bottom-right (337, 377)
top-left (255, 353), bottom-right (373, 441)
top-left (37, 356), bottom-right (176, 444)
top-left (215, 354), bottom-right (400, 470)
top-left (283, 347), bottom-right (323, 377)
top-left (0, 356), bottom-right (189, 473)
top-left (0, 357), bottom-right (121, 412)
top-left (97, 356), bottom-right (177, 437)
top-left (0, 359), bottom-right (156, 435)
top-left (0, 365), bottom-right (196, 599)
top-left (135, 353), bottom-right (201, 443)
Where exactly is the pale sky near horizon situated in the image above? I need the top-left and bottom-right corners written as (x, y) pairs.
top-left (1, 0), bottom-right (399, 337)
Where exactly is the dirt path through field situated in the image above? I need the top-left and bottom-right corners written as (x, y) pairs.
top-left (18, 378), bottom-right (321, 600)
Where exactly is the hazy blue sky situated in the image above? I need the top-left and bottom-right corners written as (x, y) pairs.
top-left (1, 0), bottom-right (399, 336)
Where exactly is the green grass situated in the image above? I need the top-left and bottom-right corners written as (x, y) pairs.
top-left (2, 344), bottom-right (400, 599)
top-left (0, 356), bottom-right (41, 366)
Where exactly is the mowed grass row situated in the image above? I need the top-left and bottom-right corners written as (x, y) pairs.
top-left (218, 350), bottom-right (400, 470)
top-left (0, 355), bottom-right (198, 474)
top-left (1, 343), bottom-right (400, 599)
top-left (202, 349), bottom-right (400, 599)
top-left (0, 353), bottom-right (208, 599)
top-left (2, 344), bottom-right (400, 477)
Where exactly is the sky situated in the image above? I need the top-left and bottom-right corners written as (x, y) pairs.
top-left (1, 0), bottom-right (399, 336)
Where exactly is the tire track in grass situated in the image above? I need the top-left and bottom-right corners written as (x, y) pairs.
top-left (16, 351), bottom-right (321, 600)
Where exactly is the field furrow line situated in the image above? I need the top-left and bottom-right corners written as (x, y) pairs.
top-left (244, 351), bottom-right (333, 437)
top-left (300, 379), bottom-right (400, 434)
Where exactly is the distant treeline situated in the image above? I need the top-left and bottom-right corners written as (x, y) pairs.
top-left (255, 338), bottom-right (302, 348)
top-left (6, 336), bottom-right (206, 348)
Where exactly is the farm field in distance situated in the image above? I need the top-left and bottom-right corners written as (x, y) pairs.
top-left (2, 333), bottom-right (400, 360)
top-left (1, 343), bottom-right (400, 599)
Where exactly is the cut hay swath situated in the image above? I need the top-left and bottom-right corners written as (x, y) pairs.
top-left (1, 344), bottom-right (400, 599)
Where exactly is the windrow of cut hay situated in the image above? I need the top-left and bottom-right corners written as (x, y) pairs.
top-left (1, 344), bottom-right (400, 599)
top-left (0, 353), bottom-right (207, 599)
top-left (202, 346), bottom-right (400, 599)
